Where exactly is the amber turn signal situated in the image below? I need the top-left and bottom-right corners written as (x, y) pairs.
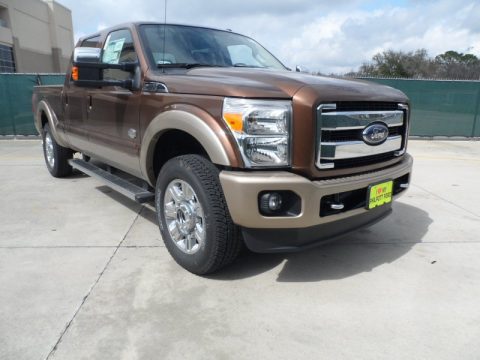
top-left (71, 66), bottom-right (79, 81)
top-left (223, 113), bottom-right (243, 132)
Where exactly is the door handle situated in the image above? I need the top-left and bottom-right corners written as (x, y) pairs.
top-left (87, 95), bottom-right (92, 111)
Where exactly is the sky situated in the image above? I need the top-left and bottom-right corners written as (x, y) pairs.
top-left (55, 0), bottom-right (480, 74)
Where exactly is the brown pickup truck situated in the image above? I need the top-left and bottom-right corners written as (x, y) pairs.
top-left (32, 22), bottom-right (413, 274)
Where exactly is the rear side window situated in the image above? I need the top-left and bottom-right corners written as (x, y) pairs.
top-left (81, 35), bottom-right (101, 48)
top-left (102, 29), bottom-right (138, 81)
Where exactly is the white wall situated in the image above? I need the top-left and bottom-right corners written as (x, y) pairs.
top-left (12, 9), bottom-right (53, 54)
top-left (0, 0), bottom-right (73, 72)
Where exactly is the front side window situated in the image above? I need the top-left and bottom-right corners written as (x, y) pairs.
top-left (139, 24), bottom-right (286, 70)
top-left (102, 29), bottom-right (137, 81)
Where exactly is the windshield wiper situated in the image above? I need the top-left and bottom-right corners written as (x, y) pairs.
top-left (156, 63), bottom-right (220, 69)
top-left (233, 63), bottom-right (266, 68)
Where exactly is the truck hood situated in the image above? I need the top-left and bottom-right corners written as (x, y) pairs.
top-left (152, 67), bottom-right (408, 102)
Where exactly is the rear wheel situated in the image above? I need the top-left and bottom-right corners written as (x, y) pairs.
top-left (42, 123), bottom-right (73, 177)
top-left (155, 155), bottom-right (242, 274)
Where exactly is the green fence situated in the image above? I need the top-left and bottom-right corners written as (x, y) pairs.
top-left (361, 78), bottom-right (480, 137)
top-left (1, 74), bottom-right (480, 137)
top-left (0, 74), bottom-right (65, 136)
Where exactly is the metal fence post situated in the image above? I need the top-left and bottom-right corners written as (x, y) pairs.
top-left (472, 82), bottom-right (480, 137)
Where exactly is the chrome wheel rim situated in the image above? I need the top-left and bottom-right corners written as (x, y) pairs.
top-left (45, 133), bottom-right (55, 168)
top-left (163, 179), bottom-right (205, 254)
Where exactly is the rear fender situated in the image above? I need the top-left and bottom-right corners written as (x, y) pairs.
top-left (35, 100), bottom-right (69, 147)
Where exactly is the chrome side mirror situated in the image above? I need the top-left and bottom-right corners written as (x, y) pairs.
top-left (73, 47), bottom-right (101, 63)
top-left (71, 46), bottom-right (138, 90)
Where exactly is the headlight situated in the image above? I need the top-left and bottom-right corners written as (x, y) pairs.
top-left (222, 98), bottom-right (292, 167)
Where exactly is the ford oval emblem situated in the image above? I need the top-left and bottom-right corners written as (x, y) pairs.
top-left (362, 123), bottom-right (389, 145)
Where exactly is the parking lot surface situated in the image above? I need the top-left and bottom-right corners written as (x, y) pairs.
top-left (1, 139), bottom-right (479, 360)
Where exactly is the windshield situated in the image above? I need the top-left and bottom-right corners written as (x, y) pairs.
top-left (138, 24), bottom-right (287, 70)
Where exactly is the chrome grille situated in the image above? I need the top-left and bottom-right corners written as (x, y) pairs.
top-left (316, 103), bottom-right (408, 169)
top-left (322, 126), bottom-right (402, 142)
top-left (333, 101), bottom-right (400, 112)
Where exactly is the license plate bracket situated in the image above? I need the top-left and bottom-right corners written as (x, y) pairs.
top-left (366, 180), bottom-right (393, 210)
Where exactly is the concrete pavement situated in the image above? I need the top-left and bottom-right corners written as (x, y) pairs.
top-left (0, 140), bottom-right (479, 360)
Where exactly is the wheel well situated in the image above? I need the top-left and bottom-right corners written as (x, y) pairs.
top-left (153, 130), bottom-right (210, 179)
top-left (41, 111), bottom-right (48, 129)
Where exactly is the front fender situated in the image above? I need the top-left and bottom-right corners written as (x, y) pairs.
top-left (140, 106), bottom-right (242, 186)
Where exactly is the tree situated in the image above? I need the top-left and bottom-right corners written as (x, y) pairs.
top-left (356, 49), bottom-right (436, 78)
top-left (352, 49), bottom-right (480, 80)
top-left (435, 50), bottom-right (478, 65)
top-left (435, 51), bottom-right (480, 79)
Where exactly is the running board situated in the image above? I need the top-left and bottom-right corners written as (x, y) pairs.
top-left (68, 159), bottom-right (154, 203)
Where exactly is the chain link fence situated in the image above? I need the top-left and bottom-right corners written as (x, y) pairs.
top-left (0, 74), bottom-right (65, 136)
top-left (1, 73), bottom-right (479, 137)
top-left (358, 77), bottom-right (480, 137)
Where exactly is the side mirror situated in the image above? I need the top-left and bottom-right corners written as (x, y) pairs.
top-left (71, 47), bottom-right (138, 90)
top-left (295, 65), bottom-right (310, 74)
top-left (73, 47), bottom-right (101, 63)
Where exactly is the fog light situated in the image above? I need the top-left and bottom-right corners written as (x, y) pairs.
top-left (258, 190), bottom-right (301, 217)
top-left (260, 192), bottom-right (283, 214)
top-left (268, 193), bottom-right (282, 210)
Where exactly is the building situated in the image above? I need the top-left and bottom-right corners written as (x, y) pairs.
top-left (0, 0), bottom-right (73, 73)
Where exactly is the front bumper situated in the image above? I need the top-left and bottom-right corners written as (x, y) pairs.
top-left (219, 154), bottom-right (413, 252)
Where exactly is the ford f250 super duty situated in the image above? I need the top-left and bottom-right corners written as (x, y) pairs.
top-left (32, 22), bottom-right (413, 274)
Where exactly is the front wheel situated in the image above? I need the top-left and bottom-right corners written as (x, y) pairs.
top-left (42, 123), bottom-right (73, 177)
top-left (155, 155), bottom-right (242, 274)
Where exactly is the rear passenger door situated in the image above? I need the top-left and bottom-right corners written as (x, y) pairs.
top-left (64, 35), bottom-right (101, 151)
top-left (84, 29), bottom-right (142, 177)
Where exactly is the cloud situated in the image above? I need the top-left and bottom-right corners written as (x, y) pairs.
top-left (279, 1), bottom-right (480, 73)
top-left (96, 23), bottom-right (107, 31)
top-left (58, 0), bottom-right (480, 73)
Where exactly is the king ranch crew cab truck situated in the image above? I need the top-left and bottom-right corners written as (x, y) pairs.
top-left (32, 23), bottom-right (413, 274)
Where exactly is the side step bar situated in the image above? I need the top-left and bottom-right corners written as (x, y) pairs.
top-left (68, 159), bottom-right (155, 203)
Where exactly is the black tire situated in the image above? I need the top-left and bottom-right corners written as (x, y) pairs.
top-left (155, 155), bottom-right (242, 275)
top-left (42, 123), bottom-right (73, 178)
